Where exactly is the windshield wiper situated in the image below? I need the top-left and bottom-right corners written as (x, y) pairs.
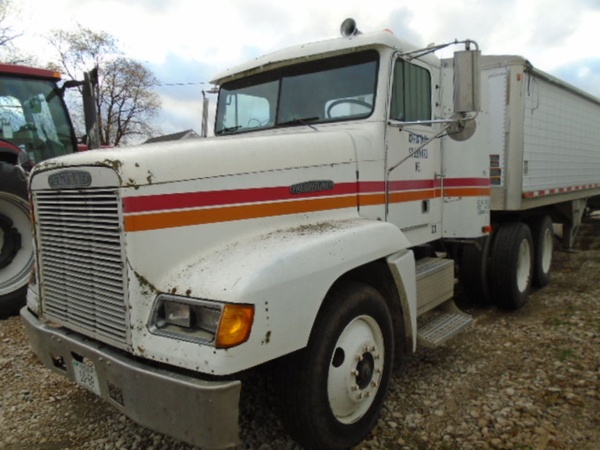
top-left (277, 116), bottom-right (320, 131)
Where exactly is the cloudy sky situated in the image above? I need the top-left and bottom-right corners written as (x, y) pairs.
top-left (7, 0), bottom-right (600, 142)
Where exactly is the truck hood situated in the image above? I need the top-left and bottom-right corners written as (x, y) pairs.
top-left (33, 130), bottom-right (359, 187)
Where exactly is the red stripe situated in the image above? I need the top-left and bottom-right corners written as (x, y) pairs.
top-left (358, 181), bottom-right (384, 193)
top-left (124, 177), bottom-right (492, 215)
top-left (124, 183), bottom-right (358, 213)
top-left (389, 179), bottom-right (441, 191)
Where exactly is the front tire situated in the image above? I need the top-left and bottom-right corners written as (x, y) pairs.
top-left (490, 222), bottom-right (533, 309)
top-left (277, 281), bottom-right (394, 450)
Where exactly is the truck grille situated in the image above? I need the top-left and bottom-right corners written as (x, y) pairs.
top-left (34, 188), bottom-right (128, 349)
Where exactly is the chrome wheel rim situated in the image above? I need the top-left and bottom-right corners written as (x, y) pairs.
top-left (327, 315), bottom-right (385, 424)
top-left (517, 238), bottom-right (532, 293)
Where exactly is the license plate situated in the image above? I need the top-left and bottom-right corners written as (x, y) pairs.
top-left (72, 359), bottom-right (101, 396)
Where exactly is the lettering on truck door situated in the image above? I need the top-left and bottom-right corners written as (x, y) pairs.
top-left (385, 57), bottom-right (442, 245)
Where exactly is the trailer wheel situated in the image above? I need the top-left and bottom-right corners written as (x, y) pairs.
top-left (528, 215), bottom-right (553, 287)
top-left (0, 163), bottom-right (32, 317)
top-left (459, 236), bottom-right (491, 304)
top-left (277, 281), bottom-right (394, 450)
top-left (490, 222), bottom-right (533, 309)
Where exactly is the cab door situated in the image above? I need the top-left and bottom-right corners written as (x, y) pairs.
top-left (385, 56), bottom-right (442, 246)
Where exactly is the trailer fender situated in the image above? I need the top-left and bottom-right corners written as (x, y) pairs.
top-left (157, 218), bottom-right (411, 359)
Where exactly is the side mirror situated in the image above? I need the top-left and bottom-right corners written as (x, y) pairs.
top-left (453, 49), bottom-right (481, 113)
top-left (82, 70), bottom-right (100, 149)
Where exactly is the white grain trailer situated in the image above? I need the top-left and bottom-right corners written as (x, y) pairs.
top-left (456, 55), bottom-right (600, 307)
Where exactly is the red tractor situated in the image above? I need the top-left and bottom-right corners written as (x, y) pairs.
top-left (0, 63), bottom-right (98, 317)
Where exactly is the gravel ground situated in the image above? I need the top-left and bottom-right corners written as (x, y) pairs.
top-left (1, 217), bottom-right (599, 450)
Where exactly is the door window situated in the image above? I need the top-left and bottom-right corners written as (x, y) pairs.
top-left (390, 60), bottom-right (431, 122)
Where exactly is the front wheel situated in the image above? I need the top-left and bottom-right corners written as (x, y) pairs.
top-left (277, 281), bottom-right (394, 450)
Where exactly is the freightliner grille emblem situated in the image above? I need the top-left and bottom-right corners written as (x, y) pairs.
top-left (48, 170), bottom-right (93, 189)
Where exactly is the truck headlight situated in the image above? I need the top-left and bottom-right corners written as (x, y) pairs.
top-left (150, 294), bottom-right (254, 348)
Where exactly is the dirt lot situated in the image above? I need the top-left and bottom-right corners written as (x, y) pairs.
top-left (1, 217), bottom-right (599, 449)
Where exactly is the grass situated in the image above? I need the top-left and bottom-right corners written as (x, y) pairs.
top-left (556, 347), bottom-right (578, 362)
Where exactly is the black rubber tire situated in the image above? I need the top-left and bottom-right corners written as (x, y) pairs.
top-left (459, 236), bottom-right (491, 304)
top-left (0, 285), bottom-right (27, 319)
top-left (0, 162), bottom-right (31, 317)
top-left (0, 162), bottom-right (28, 199)
top-left (490, 222), bottom-right (534, 310)
top-left (528, 215), bottom-right (553, 287)
top-left (277, 281), bottom-right (394, 450)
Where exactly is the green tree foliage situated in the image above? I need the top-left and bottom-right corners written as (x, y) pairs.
top-left (49, 25), bottom-right (160, 146)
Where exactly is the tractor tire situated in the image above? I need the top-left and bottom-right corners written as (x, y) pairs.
top-left (0, 162), bottom-right (32, 318)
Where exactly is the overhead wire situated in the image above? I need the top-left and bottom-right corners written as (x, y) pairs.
top-left (150, 81), bottom-right (212, 87)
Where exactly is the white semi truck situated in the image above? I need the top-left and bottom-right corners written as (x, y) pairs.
top-left (21, 19), bottom-right (600, 449)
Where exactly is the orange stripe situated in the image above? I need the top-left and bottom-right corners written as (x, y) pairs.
top-left (359, 193), bottom-right (386, 206)
top-left (444, 187), bottom-right (491, 197)
top-left (125, 196), bottom-right (357, 232)
top-left (389, 189), bottom-right (438, 203)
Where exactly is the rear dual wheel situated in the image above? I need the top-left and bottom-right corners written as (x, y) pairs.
top-left (462, 217), bottom-right (553, 310)
top-left (459, 235), bottom-right (491, 304)
top-left (278, 281), bottom-right (394, 450)
top-left (490, 222), bottom-right (534, 309)
top-left (528, 215), bottom-right (553, 287)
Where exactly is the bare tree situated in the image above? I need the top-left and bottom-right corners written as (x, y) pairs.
top-left (0, 0), bottom-right (18, 45)
top-left (100, 58), bottom-right (160, 146)
top-left (0, 0), bottom-right (33, 64)
top-left (49, 25), bottom-right (161, 146)
top-left (49, 25), bottom-right (118, 80)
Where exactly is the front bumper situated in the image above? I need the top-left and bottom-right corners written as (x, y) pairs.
top-left (21, 307), bottom-right (242, 449)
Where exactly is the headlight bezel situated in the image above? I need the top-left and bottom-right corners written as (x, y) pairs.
top-left (149, 294), bottom-right (254, 348)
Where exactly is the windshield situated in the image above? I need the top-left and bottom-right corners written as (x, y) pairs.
top-left (215, 50), bottom-right (379, 135)
top-left (0, 76), bottom-right (76, 163)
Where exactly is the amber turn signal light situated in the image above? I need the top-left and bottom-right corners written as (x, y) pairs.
top-left (216, 304), bottom-right (254, 348)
